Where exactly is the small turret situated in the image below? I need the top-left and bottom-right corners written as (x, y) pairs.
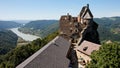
top-left (67, 13), bottom-right (71, 21)
top-left (67, 13), bottom-right (69, 16)
top-left (87, 4), bottom-right (89, 8)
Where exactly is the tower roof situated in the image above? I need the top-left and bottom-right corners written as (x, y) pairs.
top-left (79, 4), bottom-right (93, 19)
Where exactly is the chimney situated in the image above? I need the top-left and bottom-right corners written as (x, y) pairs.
top-left (87, 4), bottom-right (89, 8)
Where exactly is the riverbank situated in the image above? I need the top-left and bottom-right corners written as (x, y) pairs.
top-left (17, 37), bottom-right (29, 46)
top-left (10, 28), bottom-right (40, 41)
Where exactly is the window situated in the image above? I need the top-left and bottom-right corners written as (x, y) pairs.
top-left (75, 29), bottom-right (78, 33)
top-left (70, 22), bottom-right (72, 24)
top-left (70, 28), bottom-right (72, 33)
top-left (65, 17), bottom-right (67, 20)
top-left (70, 30), bottom-right (72, 33)
top-left (83, 46), bottom-right (88, 51)
top-left (74, 22), bottom-right (78, 27)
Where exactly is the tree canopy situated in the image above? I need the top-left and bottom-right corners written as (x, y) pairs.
top-left (0, 31), bottom-right (59, 68)
top-left (86, 42), bottom-right (120, 68)
top-left (0, 30), bottom-right (18, 55)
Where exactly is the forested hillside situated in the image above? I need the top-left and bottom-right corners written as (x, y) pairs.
top-left (19, 17), bottom-right (120, 42)
top-left (0, 31), bottom-right (58, 68)
top-left (0, 30), bottom-right (18, 55)
top-left (0, 21), bottom-right (21, 29)
top-left (18, 20), bottom-right (59, 38)
top-left (85, 17), bottom-right (120, 68)
top-left (94, 16), bottom-right (120, 42)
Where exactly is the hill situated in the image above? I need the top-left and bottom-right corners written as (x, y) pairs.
top-left (18, 20), bottom-right (59, 38)
top-left (0, 21), bottom-right (21, 29)
top-left (0, 31), bottom-right (58, 68)
top-left (13, 20), bottom-right (31, 24)
top-left (0, 30), bottom-right (18, 55)
top-left (94, 16), bottom-right (120, 42)
top-left (19, 17), bottom-right (120, 42)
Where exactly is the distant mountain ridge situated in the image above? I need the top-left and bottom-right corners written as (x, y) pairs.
top-left (13, 20), bottom-right (31, 24)
top-left (0, 21), bottom-right (21, 29)
top-left (19, 20), bottom-right (59, 38)
top-left (18, 16), bottom-right (120, 41)
top-left (23, 20), bottom-right (58, 29)
top-left (94, 16), bottom-right (120, 42)
top-left (94, 16), bottom-right (120, 28)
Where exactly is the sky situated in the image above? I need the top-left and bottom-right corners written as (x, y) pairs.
top-left (0, 0), bottom-right (120, 20)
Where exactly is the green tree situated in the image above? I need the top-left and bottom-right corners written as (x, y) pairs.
top-left (86, 42), bottom-right (120, 68)
top-left (0, 30), bottom-right (58, 68)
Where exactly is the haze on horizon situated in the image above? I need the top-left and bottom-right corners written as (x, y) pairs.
top-left (0, 0), bottom-right (120, 20)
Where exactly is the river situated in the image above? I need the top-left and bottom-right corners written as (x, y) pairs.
top-left (10, 28), bottom-right (40, 41)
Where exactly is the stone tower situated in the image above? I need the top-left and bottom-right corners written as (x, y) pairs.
top-left (59, 4), bottom-right (100, 44)
top-left (59, 4), bottom-right (100, 68)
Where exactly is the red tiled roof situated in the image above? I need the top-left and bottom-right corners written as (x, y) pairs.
top-left (77, 40), bottom-right (101, 56)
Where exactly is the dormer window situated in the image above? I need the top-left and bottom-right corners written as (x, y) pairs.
top-left (83, 46), bottom-right (88, 51)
